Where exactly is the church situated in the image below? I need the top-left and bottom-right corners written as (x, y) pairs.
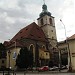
top-left (3, 3), bottom-right (58, 69)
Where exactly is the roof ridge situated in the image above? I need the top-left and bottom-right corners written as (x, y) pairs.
top-left (67, 34), bottom-right (75, 40)
top-left (26, 22), bottom-right (37, 38)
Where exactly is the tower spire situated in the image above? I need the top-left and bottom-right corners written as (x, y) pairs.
top-left (43, 0), bottom-right (45, 4)
top-left (39, 0), bottom-right (51, 17)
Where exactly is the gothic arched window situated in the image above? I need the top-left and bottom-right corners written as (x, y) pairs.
top-left (30, 45), bottom-right (33, 52)
top-left (41, 18), bottom-right (43, 25)
top-left (42, 45), bottom-right (46, 49)
top-left (49, 18), bottom-right (52, 24)
top-left (29, 44), bottom-right (35, 62)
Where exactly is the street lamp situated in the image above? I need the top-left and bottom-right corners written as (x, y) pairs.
top-left (58, 47), bottom-right (61, 71)
top-left (8, 50), bottom-right (11, 69)
top-left (60, 19), bottom-right (72, 71)
top-left (56, 43), bottom-right (61, 71)
top-left (8, 50), bottom-right (11, 75)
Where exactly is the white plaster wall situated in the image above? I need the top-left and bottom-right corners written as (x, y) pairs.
top-left (69, 40), bottom-right (75, 71)
top-left (6, 47), bottom-right (21, 69)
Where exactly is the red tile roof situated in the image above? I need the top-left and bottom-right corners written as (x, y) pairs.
top-left (58, 34), bottom-right (75, 44)
top-left (67, 34), bottom-right (75, 40)
top-left (11, 22), bottom-right (47, 42)
top-left (3, 41), bottom-right (9, 46)
top-left (4, 22), bottom-right (47, 48)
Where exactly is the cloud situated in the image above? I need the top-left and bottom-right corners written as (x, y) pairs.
top-left (0, 0), bottom-right (74, 42)
top-left (54, 0), bottom-right (74, 41)
top-left (0, 0), bottom-right (20, 9)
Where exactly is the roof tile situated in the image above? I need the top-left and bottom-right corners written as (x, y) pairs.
top-left (10, 22), bottom-right (46, 42)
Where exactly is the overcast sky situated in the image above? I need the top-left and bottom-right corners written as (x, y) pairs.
top-left (0, 0), bottom-right (75, 43)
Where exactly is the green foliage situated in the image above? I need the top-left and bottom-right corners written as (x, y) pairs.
top-left (49, 60), bottom-right (54, 67)
top-left (16, 47), bottom-right (33, 69)
top-left (0, 43), bottom-right (6, 58)
top-left (5, 74), bottom-right (11, 75)
top-left (61, 57), bottom-right (68, 66)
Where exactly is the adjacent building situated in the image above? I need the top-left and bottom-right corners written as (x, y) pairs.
top-left (58, 34), bottom-right (75, 71)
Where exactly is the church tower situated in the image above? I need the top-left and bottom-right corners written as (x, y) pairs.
top-left (37, 3), bottom-right (57, 49)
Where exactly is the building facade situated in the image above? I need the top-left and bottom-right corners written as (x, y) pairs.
top-left (37, 3), bottom-right (57, 48)
top-left (2, 3), bottom-right (58, 69)
top-left (4, 22), bottom-right (50, 69)
top-left (37, 3), bottom-right (58, 66)
top-left (58, 34), bottom-right (75, 71)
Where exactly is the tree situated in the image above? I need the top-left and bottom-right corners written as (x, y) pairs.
top-left (0, 43), bottom-right (6, 58)
top-left (61, 56), bottom-right (68, 66)
top-left (16, 47), bottom-right (33, 69)
top-left (28, 50), bottom-right (33, 67)
top-left (49, 60), bottom-right (54, 67)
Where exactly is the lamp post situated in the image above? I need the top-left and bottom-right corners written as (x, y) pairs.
top-left (58, 47), bottom-right (61, 71)
top-left (56, 43), bottom-right (61, 71)
top-left (8, 50), bottom-right (11, 75)
top-left (8, 50), bottom-right (11, 69)
top-left (60, 19), bottom-right (72, 71)
top-left (11, 41), bottom-right (17, 75)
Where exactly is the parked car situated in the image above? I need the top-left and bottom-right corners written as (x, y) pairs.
top-left (49, 66), bottom-right (59, 71)
top-left (49, 67), bottom-right (54, 71)
top-left (38, 66), bottom-right (49, 71)
top-left (32, 67), bottom-right (37, 71)
top-left (61, 65), bottom-right (67, 70)
top-left (27, 67), bottom-right (37, 71)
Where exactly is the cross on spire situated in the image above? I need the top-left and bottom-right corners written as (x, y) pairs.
top-left (43, 0), bottom-right (45, 4)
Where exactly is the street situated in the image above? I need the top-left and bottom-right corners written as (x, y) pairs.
top-left (26, 73), bottom-right (75, 75)
top-left (0, 71), bottom-right (75, 75)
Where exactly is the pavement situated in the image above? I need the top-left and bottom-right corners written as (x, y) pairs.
top-left (0, 69), bottom-right (75, 75)
top-left (0, 72), bottom-right (75, 75)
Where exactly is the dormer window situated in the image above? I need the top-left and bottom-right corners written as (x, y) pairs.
top-left (26, 28), bottom-right (28, 30)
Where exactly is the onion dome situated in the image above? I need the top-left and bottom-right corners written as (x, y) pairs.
top-left (39, 4), bottom-right (51, 17)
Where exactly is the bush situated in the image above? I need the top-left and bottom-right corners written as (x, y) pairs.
top-left (5, 74), bottom-right (11, 75)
